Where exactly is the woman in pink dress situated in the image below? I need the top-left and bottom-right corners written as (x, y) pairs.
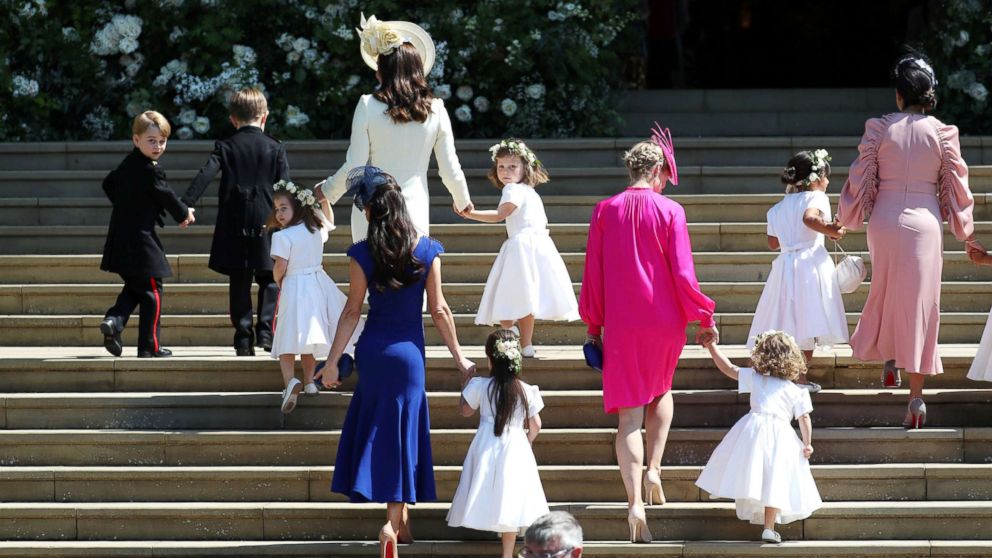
top-left (837, 52), bottom-right (977, 429)
top-left (579, 132), bottom-right (716, 543)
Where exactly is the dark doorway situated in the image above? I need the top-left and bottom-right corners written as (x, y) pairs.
top-left (644, 0), bottom-right (932, 88)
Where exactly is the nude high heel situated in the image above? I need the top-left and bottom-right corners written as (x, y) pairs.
top-left (379, 522), bottom-right (399, 558)
top-left (627, 504), bottom-right (653, 543)
top-left (644, 468), bottom-right (666, 506)
top-left (904, 398), bottom-right (927, 430)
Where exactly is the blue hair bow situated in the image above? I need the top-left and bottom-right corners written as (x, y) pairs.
top-left (345, 165), bottom-right (390, 211)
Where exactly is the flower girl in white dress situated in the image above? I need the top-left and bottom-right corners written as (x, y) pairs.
top-left (746, 149), bottom-right (848, 392)
top-left (269, 180), bottom-right (359, 414)
top-left (696, 331), bottom-right (822, 544)
top-left (446, 329), bottom-right (549, 558)
top-left (463, 139), bottom-right (579, 357)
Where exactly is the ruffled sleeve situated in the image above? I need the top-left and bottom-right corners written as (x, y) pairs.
top-left (578, 201), bottom-right (606, 335)
top-left (837, 117), bottom-right (887, 230)
top-left (935, 121), bottom-right (975, 242)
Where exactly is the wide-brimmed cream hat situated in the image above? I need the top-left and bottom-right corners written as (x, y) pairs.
top-left (356, 13), bottom-right (435, 75)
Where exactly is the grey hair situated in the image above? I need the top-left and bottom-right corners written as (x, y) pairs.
top-left (524, 511), bottom-right (583, 550)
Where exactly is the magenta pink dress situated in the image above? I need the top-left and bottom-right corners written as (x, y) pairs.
top-left (580, 188), bottom-right (715, 413)
top-left (838, 113), bottom-right (974, 375)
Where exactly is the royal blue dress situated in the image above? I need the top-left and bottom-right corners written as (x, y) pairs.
top-left (331, 237), bottom-right (443, 503)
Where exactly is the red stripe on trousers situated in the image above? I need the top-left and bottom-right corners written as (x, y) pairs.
top-left (150, 278), bottom-right (161, 352)
top-left (272, 291), bottom-right (281, 335)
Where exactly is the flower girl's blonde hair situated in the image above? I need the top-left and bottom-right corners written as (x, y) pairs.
top-left (750, 331), bottom-right (807, 381)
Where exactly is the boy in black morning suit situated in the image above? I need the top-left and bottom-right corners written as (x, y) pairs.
top-left (100, 111), bottom-right (195, 358)
top-left (181, 87), bottom-right (290, 356)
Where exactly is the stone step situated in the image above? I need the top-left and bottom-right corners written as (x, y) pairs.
top-left (9, 280), bottom-right (992, 315)
top-left (14, 134), bottom-right (991, 170)
top-left (0, 389), bottom-right (989, 431)
top-left (2, 251), bottom-right (991, 285)
top-left (0, 346), bottom-right (988, 393)
top-left (4, 220), bottom-right (992, 255)
top-left (5, 463), bottom-right (980, 504)
top-left (11, 193), bottom-right (992, 226)
top-left (0, 540), bottom-right (977, 558)
top-left (0, 501), bottom-right (989, 541)
top-left (0, 427), bottom-right (983, 467)
top-left (3, 166), bottom-right (991, 198)
top-left (2, 311), bottom-right (990, 346)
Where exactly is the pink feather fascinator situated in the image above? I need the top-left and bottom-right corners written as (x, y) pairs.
top-left (650, 122), bottom-right (678, 186)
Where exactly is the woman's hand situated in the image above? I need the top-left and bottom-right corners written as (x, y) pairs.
top-left (585, 333), bottom-right (603, 350)
top-left (696, 326), bottom-right (719, 346)
top-left (314, 180), bottom-right (327, 202)
top-left (825, 222), bottom-right (846, 242)
top-left (320, 362), bottom-right (341, 389)
top-left (456, 357), bottom-right (477, 387)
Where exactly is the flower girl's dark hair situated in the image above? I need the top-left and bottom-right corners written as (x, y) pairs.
top-left (268, 189), bottom-right (321, 233)
top-left (485, 329), bottom-right (529, 437)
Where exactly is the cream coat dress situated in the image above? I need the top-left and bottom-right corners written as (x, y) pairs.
top-left (322, 95), bottom-right (472, 242)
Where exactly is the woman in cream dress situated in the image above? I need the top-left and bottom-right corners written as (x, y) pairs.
top-left (320, 15), bottom-right (472, 242)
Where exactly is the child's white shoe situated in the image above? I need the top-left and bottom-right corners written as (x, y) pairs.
top-left (304, 382), bottom-right (319, 396)
top-left (800, 382), bottom-right (822, 394)
top-left (521, 345), bottom-right (537, 358)
top-left (504, 325), bottom-right (520, 336)
top-left (281, 378), bottom-right (303, 414)
top-left (761, 528), bottom-right (781, 543)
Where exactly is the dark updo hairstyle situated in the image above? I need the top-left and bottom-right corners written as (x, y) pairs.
top-left (374, 43), bottom-right (435, 124)
top-left (484, 329), bottom-right (529, 437)
top-left (780, 151), bottom-right (831, 193)
top-left (891, 51), bottom-right (938, 112)
top-left (366, 180), bottom-right (424, 291)
top-left (268, 189), bottom-right (321, 233)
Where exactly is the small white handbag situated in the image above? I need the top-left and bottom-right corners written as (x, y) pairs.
top-left (833, 242), bottom-right (867, 294)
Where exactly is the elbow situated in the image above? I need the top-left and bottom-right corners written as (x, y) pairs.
top-left (341, 304), bottom-right (363, 322)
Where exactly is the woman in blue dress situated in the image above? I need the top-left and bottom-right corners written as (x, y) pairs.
top-left (321, 167), bottom-right (475, 558)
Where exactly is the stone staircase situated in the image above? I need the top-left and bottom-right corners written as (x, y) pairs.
top-left (2, 110), bottom-right (992, 556)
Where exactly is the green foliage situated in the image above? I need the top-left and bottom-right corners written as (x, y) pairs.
top-left (923, 0), bottom-right (992, 133)
top-left (0, 0), bottom-right (642, 141)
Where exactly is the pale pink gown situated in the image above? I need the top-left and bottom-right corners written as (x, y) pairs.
top-left (838, 113), bottom-right (973, 375)
top-left (580, 188), bottom-right (716, 414)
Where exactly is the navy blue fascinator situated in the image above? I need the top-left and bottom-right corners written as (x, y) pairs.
top-left (345, 165), bottom-right (391, 211)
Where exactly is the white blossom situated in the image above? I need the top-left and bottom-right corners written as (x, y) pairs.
top-left (526, 84), bottom-right (546, 99)
top-left (119, 37), bottom-right (139, 54)
top-left (178, 108), bottom-right (196, 125)
top-left (91, 14), bottom-right (143, 56)
top-left (500, 98), bottom-right (518, 116)
top-left (473, 96), bottom-right (490, 112)
top-left (233, 45), bottom-right (256, 66)
top-left (292, 37), bottom-right (311, 52)
top-left (456, 85), bottom-right (473, 101)
top-left (285, 105), bottom-right (310, 127)
top-left (454, 105), bottom-right (472, 122)
top-left (434, 84), bottom-right (452, 100)
top-left (176, 126), bottom-right (194, 140)
top-left (967, 82), bottom-right (989, 103)
top-left (288, 51), bottom-right (301, 63)
top-left (193, 116), bottom-right (210, 134)
top-left (11, 75), bottom-right (39, 98)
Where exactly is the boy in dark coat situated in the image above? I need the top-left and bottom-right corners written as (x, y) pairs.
top-left (100, 111), bottom-right (195, 358)
top-left (182, 88), bottom-right (290, 356)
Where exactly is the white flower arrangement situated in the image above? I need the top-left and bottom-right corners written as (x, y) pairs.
top-left (178, 108), bottom-right (196, 125)
top-left (12, 75), bottom-right (39, 98)
top-left (91, 14), bottom-right (143, 56)
top-left (285, 105), bottom-right (311, 127)
top-left (494, 338), bottom-right (523, 374)
top-left (489, 139), bottom-right (540, 167)
top-left (273, 180), bottom-right (321, 211)
top-left (800, 148), bottom-right (832, 187)
top-left (434, 84), bottom-right (452, 100)
top-left (526, 84), bottom-right (546, 99)
top-left (176, 126), bottom-right (194, 140)
top-left (192, 116), bottom-right (210, 134)
top-left (473, 96), bottom-right (490, 112)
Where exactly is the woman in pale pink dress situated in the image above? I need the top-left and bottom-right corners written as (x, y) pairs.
top-left (837, 53), bottom-right (977, 428)
top-left (579, 134), bottom-right (716, 543)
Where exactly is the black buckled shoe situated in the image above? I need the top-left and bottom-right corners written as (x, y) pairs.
top-left (138, 348), bottom-right (173, 358)
top-left (99, 318), bottom-right (123, 357)
top-left (256, 334), bottom-right (273, 353)
top-left (235, 344), bottom-right (255, 357)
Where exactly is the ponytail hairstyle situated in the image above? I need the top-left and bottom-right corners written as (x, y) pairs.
top-left (365, 181), bottom-right (424, 291)
top-left (374, 43), bottom-right (435, 124)
top-left (891, 50), bottom-right (938, 112)
top-left (484, 329), bottom-right (527, 437)
top-left (780, 149), bottom-right (832, 194)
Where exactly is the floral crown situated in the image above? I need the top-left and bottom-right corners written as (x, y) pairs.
top-left (273, 180), bottom-right (320, 212)
top-left (493, 336), bottom-right (523, 375)
top-left (489, 139), bottom-right (540, 168)
top-left (357, 13), bottom-right (404, 58)
top-left (789, 149), bottom-right (831, 187)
